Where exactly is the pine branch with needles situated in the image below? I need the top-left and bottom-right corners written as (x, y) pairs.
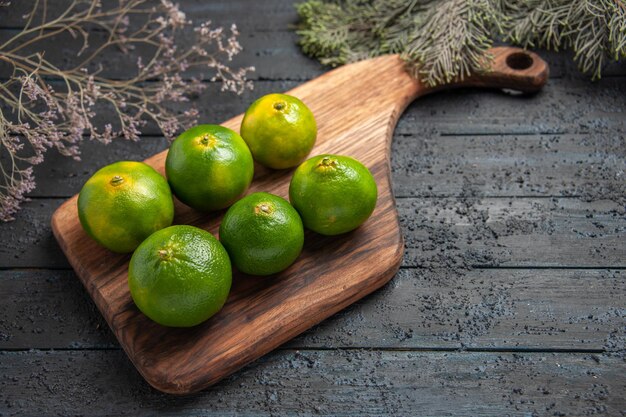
top-left (296, 0), bottom-right (626, 84)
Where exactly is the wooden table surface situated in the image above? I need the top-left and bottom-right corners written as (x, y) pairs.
top-left (1, 1), bottom-right (625, 415)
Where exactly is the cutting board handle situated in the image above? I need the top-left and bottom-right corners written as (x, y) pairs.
top-left (439, 46), bottom-right (549, 94)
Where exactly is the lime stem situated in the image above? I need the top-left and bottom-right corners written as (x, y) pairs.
top-left (273, 101), bottom-right (286, 111)
top-left (255, 203), bottom-right (273, 215)
top-left (158, 249), bottom-right (171, 260)
top-left (110, 175), bottom-right (124, 186)
top-left (319, 157), bottom-right (336, 168)
top-left (200, 134), bottom-right (216, 146)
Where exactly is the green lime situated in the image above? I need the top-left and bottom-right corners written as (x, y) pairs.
top-left (165, 124), bottom-right (254, 211)
top-left (219, 192), bottom-right (304, 276)
top-left (289, 154), bottom-right (378, 235)
top-left (128, 225), bottom-right (232, 327)
top-left (77, 161), bottom-right (174, 253)
top-left (240, 93), bottom-right (317, 169)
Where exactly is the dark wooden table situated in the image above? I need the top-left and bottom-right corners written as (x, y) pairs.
top-left (1, 1), bottom-right (625, 415)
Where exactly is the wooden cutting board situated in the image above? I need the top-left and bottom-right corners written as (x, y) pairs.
top-left (51, 47), bottom-right (548, 394)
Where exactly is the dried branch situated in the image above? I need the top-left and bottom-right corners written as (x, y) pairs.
top-left (0, 0), bottom-right (254, 221)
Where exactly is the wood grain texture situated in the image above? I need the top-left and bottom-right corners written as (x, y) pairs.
top-left (391, 132), bottom-right (626, 198)
top-left (8, 196), bottom-right (624, 269)
top-left (2, 268), bottom-right (624, 351)
top-left (26, 131), bottom-right (626, 199)
top-left (2, 349), bottom-right (625, 417)
top-left (50, 48), bottom-right (548, 393)
top-left (6, 74), bottom-right (621, 139)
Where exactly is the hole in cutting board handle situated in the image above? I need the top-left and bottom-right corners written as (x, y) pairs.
top-left (505, 52), bottom-right (534, 70)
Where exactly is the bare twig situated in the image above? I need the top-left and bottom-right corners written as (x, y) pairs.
top-left (0, 0), bottom-right (254, 221)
